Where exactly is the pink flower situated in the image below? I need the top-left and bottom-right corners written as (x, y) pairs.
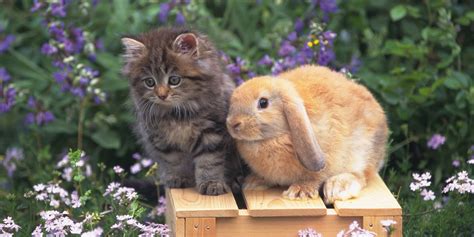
top-left (427, 134), bottom-right (446, 150)
top-left (420, 189), bottom-right (436, 201)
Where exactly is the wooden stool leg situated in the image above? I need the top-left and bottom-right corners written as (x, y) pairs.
top-left (185, 218), bottom-right (216, 237)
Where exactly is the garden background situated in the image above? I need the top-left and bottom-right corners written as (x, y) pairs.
top-left (1, 0), bottom-right (473, 236)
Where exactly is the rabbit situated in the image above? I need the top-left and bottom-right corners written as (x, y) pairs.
top-left (226, 65), bottom-right (388, 204)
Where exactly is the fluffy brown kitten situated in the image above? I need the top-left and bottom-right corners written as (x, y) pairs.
top-left (121, 27), bottom-right (244, 195)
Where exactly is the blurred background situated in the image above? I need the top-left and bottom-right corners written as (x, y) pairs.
top-left (0, 0), bottom-right (473, 235)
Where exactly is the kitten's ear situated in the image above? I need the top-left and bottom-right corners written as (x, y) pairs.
top-left (172, 33), bottom-right (199, 57)
top-left (121, 37), bottom-right (146, 62)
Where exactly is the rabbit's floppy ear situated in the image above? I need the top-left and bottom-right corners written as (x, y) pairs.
top-left (280, 83), bottom-right (325, 171)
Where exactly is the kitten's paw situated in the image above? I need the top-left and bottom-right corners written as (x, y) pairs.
top-left (323, 173), bottom-right (362, 204)
top-left (164, 176), bottom-right (194, 188)
top-left (283, 183), bottom-right (319, 200)
top-left (197, 180), bottom-right (230, 196)
top-left (243, 173), bottom-right (270, 190)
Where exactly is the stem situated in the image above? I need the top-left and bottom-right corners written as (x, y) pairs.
top-left (403, 208), bottom-right (440, 217)
top-left (388, 136), bottom-right (419, 154)
top-left (77, 99), bottom-right (87, 150)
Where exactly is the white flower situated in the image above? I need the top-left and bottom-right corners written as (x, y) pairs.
top-left (81, 227), bottom-right (103, 237)
top-left (130, 163), bottom-right (142, 174)
top-left (380, 219), bottom-right (397, 227)
top-left (62, 167), bottom-right (73, 182)
top-left (421, 189), bottom-right (436, 201)
top-left (0, 216), bottom-right (21, 235)
top-left (443, 170), bottom-right (474, 194)
top-left (141, 159), bottom-right (153, 168)
top-left (33, 183), bottom-right (46, 192)
top-left (113, 165), bottom-right (124, 174)
top-left (468, 158), bottom-right (474, 164)
top-left (31, 225), bottom-right (43, 237)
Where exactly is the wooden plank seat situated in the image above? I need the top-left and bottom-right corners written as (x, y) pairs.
top-left (166, 174), bottom-right (402, 237)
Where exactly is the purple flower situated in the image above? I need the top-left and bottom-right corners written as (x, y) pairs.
top-left (427, 134), bottom-right (446, 150)
top-left (0, 68), bottom-right (11, 82)
top-left (294, 18), bottom-right (304, 33)
top-left (0, 35), bottom-right (15, 53)
top-left (48, 22), bottom-right (66, 40)
top-left (35, 111), bottom-right (55, 125)
top-left (0, 87), bottom-right (16, 113)
top-left (287, 31), bottom-right (298, 42)
top-left (271, 61), bottom-right (285, 75)
top-left (452, 160), bottom-right (460, 167)
top-left (347, 55), bottom-right (362, 73)
top-left (317, 46), bottom-right (335, 66)
top-left (247, 71), bottom-right (256, 78)
top-left (27, 96), bottom-right (38, 108)
top-left (278, 41), bottom-right (296, 57)
top-left (24, 113), bottom-right (35, 125)
top-left (31, 0), bottom-right (43, 12)
top-left (258, 55), bottom-right (273, 67)
top-left (234, 76), bottom-right (244, 86)
top-left (71, 87), bottom-right (85, 98)
top-left (226, 57), bottom-right (245, 75)
top-left (50, 2), bottom-right (67, 17)
top-left (53, 70), bottom-right (69, 83)
top-left (322, 31), bottom-right (337, 45)
top-left (41, 43), bottom-right (58, 55)
top-left (2, 147), bottom-right (23, 177)
top-left (95, 39), bottom-right (105, 51)
top-left (132, 153), bottom-right (142, 160)
top-left (158, 3), bottom-right (171, 23)
top-left (175, 12), bottom-right (186, 25)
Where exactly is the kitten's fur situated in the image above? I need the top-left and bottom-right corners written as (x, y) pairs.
top-left (121, 27), bottom-right (244, 195)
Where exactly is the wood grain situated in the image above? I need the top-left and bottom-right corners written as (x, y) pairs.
top-left (185, 218), bottom-right (216, 237)
top-left (165, 189), bottom-right (185, 237)
top-left (168, 188), bottom-right (239, 218)
top-left (216, 209), bottom-right (360, 237)
top-left (334, 175), bottom-right (402, 216)
top-left (243, 187), bottom-right (327, 217)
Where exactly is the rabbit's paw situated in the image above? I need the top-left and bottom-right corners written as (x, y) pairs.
top-left (283, 183), bottom-right (319, 200)
top-left (197, 180), bottom-right (231, 196)
top-left (243, 173), bottom-right (270, 190)
top-left (323, 173), bottom-right (362, 204)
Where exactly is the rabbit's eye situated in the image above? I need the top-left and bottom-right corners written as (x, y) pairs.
top-left (258, 98), bottom-right (269, 109)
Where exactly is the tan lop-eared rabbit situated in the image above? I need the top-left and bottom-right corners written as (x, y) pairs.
top-left (226, 65), bottom-right (388, 204)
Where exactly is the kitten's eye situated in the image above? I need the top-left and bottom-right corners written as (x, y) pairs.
top-left (168, 76), bottom-right (182, 86)
top-left (258, 98), bottom-right (269, 109)
top-left (143, 78), bottom-right (156, 88)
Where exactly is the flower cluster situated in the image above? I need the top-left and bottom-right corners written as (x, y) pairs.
top-left (25, 183), bottom-right (81, 209)
top-left (410, 172), bottom-right (436, 201)
top-left (0, 216), bottom-right (20, 236)
top-left (427, 134), bottom-right (446, 150)
top-left (130, 153), bottom-right (154, 174)
top-left (24, 96), bottom-right (55, 126)
top-left (149, 196), bottom-right (167, 218)
top-left (103, 182), bottom-right (139, 205)
top-left (1, 147), bottom-right (24, 177)
top-left (111, 215), bottom-right (169, 236)
top-left (158, 0), bottom-right (190, 25)
top-left (31, 0), bottom-right (106, 104)
top-left (56, 151), bottom-right (92, 182)
top-left (0, 68), bottom-right (16, 114)
top-left (298, 228), bottom-right (322, 237)
top-left (443, 171), bottom-right (474, 194)
top-left (312, 0), bottom-right (338, 22)
top-left (336, 221), bottom-right (376, 237)
top-left (33, 210), bottom-right (85, 236)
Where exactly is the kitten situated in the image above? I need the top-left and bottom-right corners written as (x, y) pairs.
top-left (121, 27), bottom-right (244, 195)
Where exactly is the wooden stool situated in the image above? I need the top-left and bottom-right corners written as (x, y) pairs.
top-left (166, 175), bottom-right (402, 237)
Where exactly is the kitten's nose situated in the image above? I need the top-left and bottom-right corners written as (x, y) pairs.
top-left (158, 95), bottom-right (167, 100)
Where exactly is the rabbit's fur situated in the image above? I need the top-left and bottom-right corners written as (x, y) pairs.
top-left (226, 65), bottom-right (388, 203)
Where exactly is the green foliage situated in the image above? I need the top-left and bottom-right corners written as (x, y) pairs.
top-left (0, 0), bottom-right (473, 235)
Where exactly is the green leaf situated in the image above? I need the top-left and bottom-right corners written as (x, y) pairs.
top-left (90, 128), bottom-right (121, 149)
top-left (390, 5), bottom-right (407, 21)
